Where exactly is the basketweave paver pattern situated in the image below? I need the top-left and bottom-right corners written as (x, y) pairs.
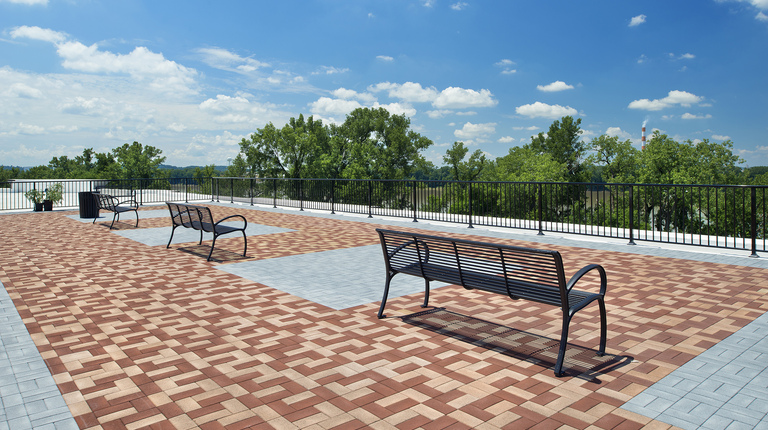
top-left (1, 204), bottom-right (767, 429)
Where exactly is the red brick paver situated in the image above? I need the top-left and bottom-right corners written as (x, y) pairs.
top-left (2, 205), bottom-right (767, 429)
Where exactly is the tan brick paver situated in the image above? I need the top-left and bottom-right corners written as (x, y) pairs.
top-left (2, 205), bottom-right (767, 429)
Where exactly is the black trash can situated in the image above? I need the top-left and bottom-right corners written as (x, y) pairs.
top-left (78, 192), bottom-right (98, 218)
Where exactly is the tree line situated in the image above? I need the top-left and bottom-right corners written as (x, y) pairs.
top-left (2, 107), bottom-right (766, 187)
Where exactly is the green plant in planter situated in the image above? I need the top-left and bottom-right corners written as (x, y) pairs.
top-left (24, 188), bottom-right (45, 211)
top-left (46, 182), bottom-right (64, 204)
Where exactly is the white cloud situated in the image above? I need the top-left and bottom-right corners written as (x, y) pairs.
top-left (515, 102), bottom-right (578, 119)
top-left (451, 2), bottom-right (468, 11)
top-left (629, 14), bottom-right (647, 27)
top-left (425, 110), bottom-right (452, 119)
top-left (454, 122), bottom-right (496, 140)
top-left (6, 83), bottom-right (44, 98)
top-left (12, 26), bottom-right (199, 96)
top-left (376, 55), bottom-right (394, 62)
top-left (369, 81), bottom-right (439, 103)
top-left (10, 25), bottom-right (67, 43)
top-left (332, 88), bottom-right (377, 104)
top-left (498, 136), bottom-right (515, 143)
top-left (679, 53), bottom-right (695, 60)
top-left (758, 11), bottom-right (768, 20)
top-left (628, 90), bottom-right (704, 111)
top-left (309, 97), bottom-right (363, 118)
top-left (195, 47), bottom-right (269, 72)
top-left (433, 87), bottom-right (497, 109)
top-left (712, 134), bottom-right (731, 140)
top-left (495, 59), bottom-right (517, 75)
top-left (537, 80), bottom-right (574, 92)
top-left (605, 127), bottom-right (632, 140)
top-left (513, 126), bottom-right (539, 131)
top-left (313, 66), bottom-right (349, 75)
top-left (681, 113), bottom-right (712, 119)
top-left (373, 102), bottom-right (417, 118)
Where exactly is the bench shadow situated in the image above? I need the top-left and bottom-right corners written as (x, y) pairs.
top-left (95, 221), bottom-right (141, 230)
top-left (175, 245), bottom-right (249, 263)
top-left (400, 308), bottom-right (633, 382)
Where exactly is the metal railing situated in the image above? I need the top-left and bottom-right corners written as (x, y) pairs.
top-left (3, 176), bottom-right (765, 256)
top-left (0, 177), bottom-right (213, 211)
top-left (212, 177), bottom-right (768, 256)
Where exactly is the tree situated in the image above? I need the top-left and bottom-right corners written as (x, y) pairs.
top-left (224, 154), bottom-right (249, 177)
top-left (529, 116), bottom-right (586, 181)
top-left (111, 141), bottom-right (166, 179)
top-left (586, 135), bottom-right (640, 183)
top-left (239, 114), bottom-right (328, 178)
top-left (443, 141), bottom-right (487, 181)
top-left (337, 107), bottom-right (433, 180)
top-left (489, 146), bottom-right (568, 183)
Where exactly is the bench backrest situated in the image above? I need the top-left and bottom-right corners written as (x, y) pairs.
top-left (377, 229), bottom-right (569, 305)
top-left (166, 202), bottom-right (216, 232)
top-left (167, 202), bottom-right (195, 228)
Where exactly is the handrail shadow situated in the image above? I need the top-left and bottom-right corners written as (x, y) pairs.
top-left (400, 307), bottom-right (633, 382)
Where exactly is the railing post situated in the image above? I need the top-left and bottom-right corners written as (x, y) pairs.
top-left (330, 179), bottom-right (335, 214)
top-left (368, 180), bottom-right (373, 218)
top-left (468, 182), bottom-right (474, 228)
top-left (273, 178), bottom-right (277, 208)
top-left (215, 177), bottom-right (220, 202)
top-left (250, 178), bottom-right (254, 206)
top-left (537, 183), bottom-right (544, 235)
top-left (412, 180), bottom-right (418, 222)
top-left (185, 178), bottom-right (189, 203)
top-left (230, 178), bottom-right (234, 203)
top-left (751, 186), bottom-right (758, 257)
top-left (628, 185), bottom-right (636, 245)
top-left (299, 180), bottom-right (304, 211)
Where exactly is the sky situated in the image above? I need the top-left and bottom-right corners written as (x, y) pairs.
top-left (1, 0), bottom-right (768, 169)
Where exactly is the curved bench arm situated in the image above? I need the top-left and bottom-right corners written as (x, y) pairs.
top-left (118, 199), bottom-right (139, 209)
top-left (213, 214), bottom-right (247, 229)
top-left (565, 263), bottom-right (607, 296)
top-left (388, 239), bottom-right (429, 263)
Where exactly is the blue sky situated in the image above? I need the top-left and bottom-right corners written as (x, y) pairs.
top-left (1, 0), bottom-right (767, 169)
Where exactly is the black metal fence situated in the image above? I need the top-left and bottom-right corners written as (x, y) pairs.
top-left (0, 177), bottom-right (213, 211)
top-left (212, 177), bottom-right (768, 256)
top-left (3, 176), bottom-right (766, 255)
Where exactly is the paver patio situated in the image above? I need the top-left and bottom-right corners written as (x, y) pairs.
top-left (1, 202), bottom-right (767, 429)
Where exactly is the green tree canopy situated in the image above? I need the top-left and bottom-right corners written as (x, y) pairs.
top-left (528, 116), bottom-right (586, 181)
top-left (111, 142), bottom-right (166, 180)
top-left (443, 141), bottom-right (487, 182)
top-left (586, 134), bottom-right (640, 183)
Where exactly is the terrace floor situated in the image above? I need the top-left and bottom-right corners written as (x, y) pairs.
top-left (1, 202), bottom-right (767, 430)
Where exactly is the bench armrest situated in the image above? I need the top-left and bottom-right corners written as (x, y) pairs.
top-left (118, 199), bottom-right (139, 208)
top-left (213, 214), bottom-right (247, 229)
top-left (388, 239), bottom-right (429, 263)
top-left (565, 263), bottom-right (607, 296)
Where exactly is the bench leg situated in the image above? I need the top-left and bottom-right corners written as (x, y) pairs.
top-left (377, 273), bottom-right (394, 319)
top-left (133, 210), bottom-right (139, 228)
top-left (198, 230), bottom-right (203, 245)
top-left (421, 279), bottom-right (430, 308)
top-left (598, 297), bottom-right (607, 356)
top-left (207, 234), bottom-right (217, 261)
top-left (554, 315), bottom-right (571, 377)
top-left (167, 225), bottom-right (177, 248)
top-left (109, 212), bottom-right (118, 229)
top-left (241, 230), bottom-right (247, 257)
top-left (92, 210), bottom-right (99, 224)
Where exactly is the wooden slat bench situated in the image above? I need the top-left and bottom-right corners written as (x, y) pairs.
top-left (93, 193), bottom-right (139, 230)
top-left (376, 228), bottom-right (608, 376)
top-left (166, 202), bottom-right (247, 261)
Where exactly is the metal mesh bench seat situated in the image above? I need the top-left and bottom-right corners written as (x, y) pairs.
top-left (166, 202), bottom-right (247, 261)
top-left (376, 228), bottom-right (608, 377)
top-left (93, 193), bottom-right (139, 229)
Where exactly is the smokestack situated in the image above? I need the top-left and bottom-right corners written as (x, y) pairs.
top-left (641, 120), bottom-right (647, 150)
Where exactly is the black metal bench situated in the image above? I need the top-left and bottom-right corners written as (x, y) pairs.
top-left (93, 193), bottom-right (139, 230)
top-left (376, 228), bottom-right (608, 376)
top-left (166, 202), bottom-right (247, 261)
